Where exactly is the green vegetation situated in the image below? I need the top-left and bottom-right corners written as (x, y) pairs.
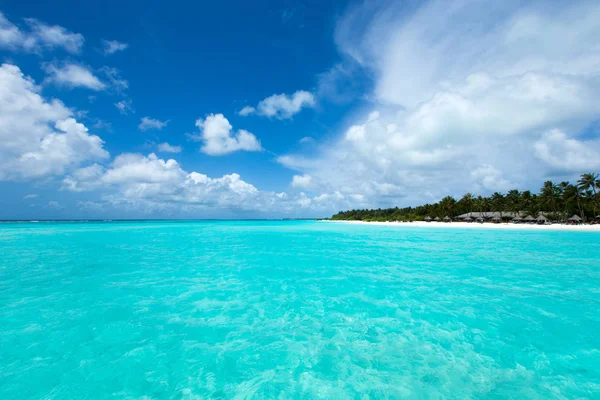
top-left (330, 173), bottom-right (600, 222)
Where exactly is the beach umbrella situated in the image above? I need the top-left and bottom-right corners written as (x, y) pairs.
top-left (537, 215), bottom-right (548, 221)
top-left (568, 215), bottom-right (582, 222)
top-left (512, 215), bottom-right (523, 221)
top-left (491, 216), bottom-right (501, 221)
top-left (524, 215), bottom-right (536, 222)
top-left (434, 217), bottom-right (441, 221)
top-left (424, 216), bottom-right (432, 221)
top-left (443, 216), bottom-right (451, 222)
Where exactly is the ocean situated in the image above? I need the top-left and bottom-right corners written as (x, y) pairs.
top-left (1, 220), bottom-right (599, 399)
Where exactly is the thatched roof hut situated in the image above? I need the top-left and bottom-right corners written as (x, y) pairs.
top-left (434, 217), bottom-right (441, 222)
top-left (491, 216), bottom-right (501, 222)
top-left (512, 215), bottom-right (523, 221)
top-left (568, 215), bottom-right (582, 222)
top-left (443, 216), bottom-right (451, 222)
top-left (537, 215), bottom-right (548, 223)
top-left (424, 216), bottom-right (432, 222)
top-left (524, 215), bottom-right (536, 222)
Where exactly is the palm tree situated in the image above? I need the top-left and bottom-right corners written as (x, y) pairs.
top-left (458, 193), bottom-right (473, 215)
top-left (541, 181), bottom-right (561, 218)
top-left (439, 196), bottom-right (457, 217)
top-left (520, 190), bottom-right (532, 214)
top-left (491, 192), bottom-right (505, 221)
top-left (578, 173), bottom-right (600, 218)
top-left (506, 189), bottom-right (521, 217)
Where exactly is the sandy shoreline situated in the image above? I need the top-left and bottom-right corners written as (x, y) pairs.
top-left (324, 220), bottom-right (600, 232)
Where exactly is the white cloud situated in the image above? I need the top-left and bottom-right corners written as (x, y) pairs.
top-left (115, 99), bottom-right (134, 115)
top-left (47, 200), bottom-right (63, 209)
top-left (157, 142), bottom-right (182, 153)
top-left (23, 193), bottom-right (38, 199)
top-left (471, 165), bottom-right (512, 192)
top-left (194, 114), bottom-right (262, 155)
top-left (534, 129), bottom-right (600, 172)
top-left (25, 18), bottom-right (84, 53)
top-left (0, 64), bottom-right (109, 181)
top-left (291, 174), bottom-right (312, 188)
top-left (275, 0), bottom-right (600, 209)
top-left (138, 117), bottom-right (169, 131)
top-left (256, 90), bottom-right (316, 119)
top-left (63, 153), bottom-right (262, 210)
top-left (61, 152), bottom-right (352, 215)
top-left (238, 91), bottom-right (315, 119)
top-left (238, 106), bottom-right (255, 116)
top-left (43, 63), bottom-right (106, 90)
top-left (102, 39), bottom-right (128, 55)
top-left (102, 153), bottom-right (184, 185)
top-left (0, 12), bottom-right (83, 54)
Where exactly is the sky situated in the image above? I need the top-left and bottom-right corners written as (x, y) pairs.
top-left (1, 0), bottom-right (600, 219)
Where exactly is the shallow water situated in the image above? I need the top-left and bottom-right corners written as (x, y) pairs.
top-left (1, 220), bottom-right (599, 399)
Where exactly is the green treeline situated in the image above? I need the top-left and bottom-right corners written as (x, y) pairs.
top-left (330, 173), bottom-right (600, 222)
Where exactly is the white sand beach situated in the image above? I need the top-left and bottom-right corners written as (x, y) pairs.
top-left (326, 220), bottom-right (600, 232)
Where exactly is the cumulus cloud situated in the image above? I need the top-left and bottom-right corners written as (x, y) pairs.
top-left (0, 64), bottom-right (109, 181)
top-left (61, 153), bottom-right (355, 216)
top-left (102, 39), bottom-right (127, 55)
top-left (238, 106), bottom-right (255, 116)
top-left (277, 0), bottom-right (600, 209)
top-left (63, 153), bottom-right (260, 210)
top-left (534, 130), bottom-right (600, 172)
top-left (43, 63), bottom-right (106, 90)
top-left (256, 91), bottom-right (315, 119)
top-left (0, 12), bottom-right (83, 53)
top-left (193, 114), bottom-right (262, 155)
top-left (240, 91), bottom-right (316, 119)
top-left (291, 174), bottom-right (312, 188)
top-left (157, 142), bottom-right (182, 153)
top-left (138, 117), bottom-right (169, 131)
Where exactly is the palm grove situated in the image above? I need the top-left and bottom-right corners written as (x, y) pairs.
top-left (330, 173), bottom-right (600, 222)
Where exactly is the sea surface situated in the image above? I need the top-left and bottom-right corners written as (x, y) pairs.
top-left (1, 220), bottom-right (599, 399)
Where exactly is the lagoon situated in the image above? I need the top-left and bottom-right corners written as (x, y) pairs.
top-left (1, 220), bottom-right (599, 398)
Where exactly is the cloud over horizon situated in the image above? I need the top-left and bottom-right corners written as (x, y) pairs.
top-left (277, 0), bottom-right (600, 208)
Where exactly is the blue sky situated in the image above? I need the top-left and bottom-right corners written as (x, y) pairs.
top-left (1, 0), bottom-right (600, 219)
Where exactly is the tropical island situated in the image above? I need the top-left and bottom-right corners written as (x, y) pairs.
top-left (329, 173), bottom-right (600, 224)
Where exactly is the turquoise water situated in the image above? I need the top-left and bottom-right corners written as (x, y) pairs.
top-left (1, 221), bottom-right (599, 399)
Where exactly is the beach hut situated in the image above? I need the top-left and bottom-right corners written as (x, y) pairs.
top-left (567, 215), bottom-right (582, 225)
top-left (524, 215), bottom-right (536, 223)
top-left (443, 216), bottom-right (451, 223)
top-left (536, 215), bottom-right (548, 225)
top-left (424, 216), bottom-right (432, 222)
top-left (434, 217), bottom-right (441, 222)
top-left (512, 215), bottom-right (523, 223)
top-left (491, 216), bottom-right (501, 223)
